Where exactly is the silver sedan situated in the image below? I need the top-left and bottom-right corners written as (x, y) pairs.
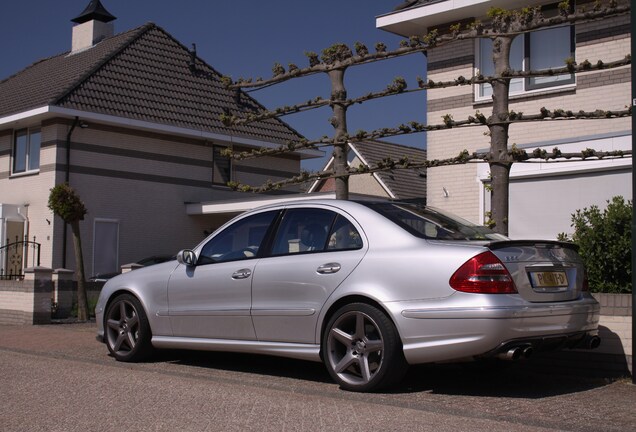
top-left (95, 200), bottom-right (600, 392)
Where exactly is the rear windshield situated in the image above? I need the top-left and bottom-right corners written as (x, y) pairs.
top-left (363, 202), bottom-right (508, 241)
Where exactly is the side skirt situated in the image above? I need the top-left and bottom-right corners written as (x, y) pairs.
top-left (151, 336), bottom-right (322, 362)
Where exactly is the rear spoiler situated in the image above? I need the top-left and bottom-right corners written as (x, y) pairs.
top-left (486, 240), bottom-right (579, 252)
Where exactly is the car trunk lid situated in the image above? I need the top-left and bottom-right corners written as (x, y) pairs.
top-left (487, 240), bottom-right (584, 302)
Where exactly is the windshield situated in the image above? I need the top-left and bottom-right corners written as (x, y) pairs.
top-left (363, 202), bottom-right (508, 241)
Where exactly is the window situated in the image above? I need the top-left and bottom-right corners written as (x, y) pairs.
top-left (198, 210), bottom-right (278, 264)
top-left (93, 219), bottom-right (119, 278)
top-left (364, 202), bottom-right (507, 241)
top-left (476, 17), bottom-right (574, 99)
top-left (213, 145), bottom-right (231, 185)
top-left (271, 209), bottom-right (363, 256)
top-left (12, 128), bottom-right (41, 174)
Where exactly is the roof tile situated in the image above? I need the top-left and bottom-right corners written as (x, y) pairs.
top-left (0, 23), bottom-right (302, 145)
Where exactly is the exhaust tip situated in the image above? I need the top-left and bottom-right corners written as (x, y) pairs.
top-left (496, 345), bottom-right (534, 361)
top-left (497, 347), bottom-right (523, 361)
top-left (522, 346), bottom-right (533, 359)
top-left (588, 336), bottom-right (601, 350)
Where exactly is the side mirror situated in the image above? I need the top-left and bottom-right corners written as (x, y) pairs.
top-left (177, 249), bottom-right (197, 267)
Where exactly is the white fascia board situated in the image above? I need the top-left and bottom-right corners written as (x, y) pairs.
top-left (0, 105), bottom-right (323, 160)
top-left (377, 0), bottom-right (551, 36)
top-left (306, 156), bottom-right (334, 193)
top-left (186, 193), bottom-right (337, 215)
top-left (349, 143), bottom-right (396, 199)
top-left (0, 106), bottom-right (51, 126)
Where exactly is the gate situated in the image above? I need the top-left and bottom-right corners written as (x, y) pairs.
top-left (0, 236), bottom-right (41, 280)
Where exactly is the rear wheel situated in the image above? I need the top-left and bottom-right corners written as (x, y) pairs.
top-left (323, 303), bottom-right (407, 392)
top-left (104, 294), bottom-right (153, 362)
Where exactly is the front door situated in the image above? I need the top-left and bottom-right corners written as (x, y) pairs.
top-left (167, 210), bottom-right (279, 340)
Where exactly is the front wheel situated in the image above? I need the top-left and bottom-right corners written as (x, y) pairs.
top-left (104, 294), bottom-right (153, 362)
top-left (322, 303), bottom-right (407, 392)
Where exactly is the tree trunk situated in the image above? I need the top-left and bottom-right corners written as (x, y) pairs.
top-left (70, 221), bottom-right (89, 321)
top-left (488, 35), bottom-right (514, 236)
top-left (328, 68), bottom-right (349, 200)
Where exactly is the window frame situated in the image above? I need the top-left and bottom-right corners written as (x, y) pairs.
top-left (269, 208), bottom-right (364, 257)
top-left (11, 127), bottom-right (41, 176)
top-left (474, 23), bottom-right (575, 101)
top-left (197, 210), bottom-right (280, 265)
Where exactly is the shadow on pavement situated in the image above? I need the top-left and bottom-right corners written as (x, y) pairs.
top-left (395, 356), bottom-right (616, 397)
top-left (144, 349), bottom-right (618, 397)
top-left (153, 349), bottom-right (334, 384)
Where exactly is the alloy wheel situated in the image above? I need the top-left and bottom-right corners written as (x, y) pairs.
top-left (106, 298), bottom-right (141, 356)
top-left (326, 310), bottom-right (385, 387)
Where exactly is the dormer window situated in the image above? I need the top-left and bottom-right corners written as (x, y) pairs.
top-left (12, 128), bottom-right (41, 175)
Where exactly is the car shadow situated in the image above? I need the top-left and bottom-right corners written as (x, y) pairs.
top-left (148, 349), bottom-right (618, 398)
top-left (153, 349), bottom-right (334, 384)
top-left (393, 355), bottom-right (617, 397)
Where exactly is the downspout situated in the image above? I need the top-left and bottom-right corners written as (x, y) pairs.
top-left (22, 203), bottom-right (30, 268)
top-left (630, 3), bottom-right (635, 386)
top-left (62, 117), bottom-right (80, 268)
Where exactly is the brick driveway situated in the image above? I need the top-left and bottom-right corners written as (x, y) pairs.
top-left (0, 323), bottom-right (634, 432)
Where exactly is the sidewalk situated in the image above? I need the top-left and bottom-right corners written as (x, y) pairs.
top-left (1, 322), bottom-right (635, 432)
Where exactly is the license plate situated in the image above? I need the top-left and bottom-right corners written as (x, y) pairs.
top-left (529, 271), bottom-right (568, 288)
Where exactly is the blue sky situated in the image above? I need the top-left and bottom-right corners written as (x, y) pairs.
top-left (0, 0), bottom-right (427, 170)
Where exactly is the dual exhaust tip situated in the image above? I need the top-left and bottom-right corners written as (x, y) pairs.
top-left (497, 345), bottom-right (534, 361)
top-left (496, 335), bottom-right (601, 361)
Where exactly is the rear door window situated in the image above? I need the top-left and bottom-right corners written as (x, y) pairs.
top-left (270, 208), bottom-right (363, 256)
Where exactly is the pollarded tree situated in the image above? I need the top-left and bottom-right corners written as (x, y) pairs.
top-left (48, 183), bottom-right (89, 321)
top-left (221, 0), bottom-right (631, 235)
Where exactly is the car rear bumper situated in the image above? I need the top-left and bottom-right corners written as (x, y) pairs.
top-left (389, 295), bottom-right (600, 365)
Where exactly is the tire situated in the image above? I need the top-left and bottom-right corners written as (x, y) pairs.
top-left (322, 303), bottom-right (407, 392)
top-left (104, 293), bottom-right (153, 362)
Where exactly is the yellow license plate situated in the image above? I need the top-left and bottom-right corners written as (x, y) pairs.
top-left (530, 271), bottom-right (568, 288)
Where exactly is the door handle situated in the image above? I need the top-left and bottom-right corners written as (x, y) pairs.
top-left (317, 263), bottom-right (341, 274)
top-left (232, 269), bottom-right (252, 279)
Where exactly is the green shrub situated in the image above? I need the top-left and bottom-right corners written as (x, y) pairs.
top-left (558, 196), bottom-right (632, 293)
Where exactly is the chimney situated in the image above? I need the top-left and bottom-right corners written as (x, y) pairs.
top-left (71, 0), bottom-right (116, 52)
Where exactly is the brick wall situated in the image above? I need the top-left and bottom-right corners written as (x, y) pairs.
top-left (0, 268), bottom-right (52, 325)
top-left (1, 267), bottom-right (106, 324)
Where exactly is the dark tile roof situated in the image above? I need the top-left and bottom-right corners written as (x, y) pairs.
top-left (0, 23), bottom-right (303, 145)
top-left (352, 140), bottom-right (426, 200)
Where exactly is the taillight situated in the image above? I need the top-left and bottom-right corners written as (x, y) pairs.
top-left (582, 269), bottom-right (590, 292)
top-left (449, 251), bottom-right (517, 294)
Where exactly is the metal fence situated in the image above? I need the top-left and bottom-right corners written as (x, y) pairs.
top-left (0, 237), bottom-right (41, 280)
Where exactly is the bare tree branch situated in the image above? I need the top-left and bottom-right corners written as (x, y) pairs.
top-left (224, 106), bottom-right (631, 161)
top-left (221, 55), bottom-right (631, 127)
top-left (223, 3), bottom-right (629, 91)
top-left (226, 147), bottom-right (632, 194)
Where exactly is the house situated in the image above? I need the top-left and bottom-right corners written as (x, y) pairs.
top-left (0, 1), bottom-right (322, 278)
top-left (308, 140), bottom-right (427, 202)
top-left (377, 0), bottom-right (631, 239)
